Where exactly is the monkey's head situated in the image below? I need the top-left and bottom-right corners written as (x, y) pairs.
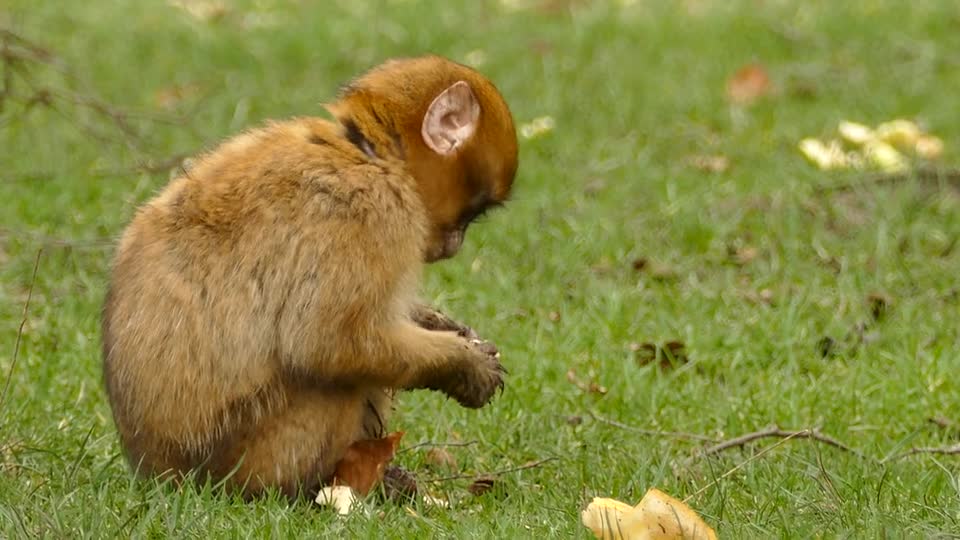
top-left (327, 55), bottom-right (519, 262)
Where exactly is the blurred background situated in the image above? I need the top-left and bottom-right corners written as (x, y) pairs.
top-left (2, 1), bottom-right (959, 537)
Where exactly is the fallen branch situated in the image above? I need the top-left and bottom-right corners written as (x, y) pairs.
top-left (883, 444), bottom-right (960, 463)
top-left (424, 457), bottom-right (557, 483)
top-left (588, 412), bottom-right (718, 442)
top-left (813, 166), bottom-right (960, 195)
top-left (928, 416), bottom-right (958, 432)
top-left (0, 249), bottom-right (42, 416)
top-left (0, 228), bottom-right (113, 250)
top-left (695, 424), bottom-right (865, 459)
top-left (683, 430), bottom-right (806, 504)
top-left (396, 440), bottom-right (479, 455)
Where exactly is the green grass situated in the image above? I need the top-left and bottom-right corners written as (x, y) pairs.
top-left (3, 0), bottom-right (960, 537)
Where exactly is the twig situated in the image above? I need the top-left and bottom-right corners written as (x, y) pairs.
top-left (928, 416), bottom-right (958, 431)
top-left (883, 444), bottom-right (960, 463)
top-left (0, 249), bottom-right (42, 416)
top-left (396, 440), bottom-right (479, 455)
top-left (424, 457), bottom-right (557, 483)
top-left (813, 166), bottom-right (960, 195)
top-left (695, 424), bottom-right (865, 459)
top-left (0, 228), bottom-right (113, 250)
top-left (588, 412), bottom-right (718, 442)
top-left (683, 431), bottom-right (806, 503)
top-left (90, 153), bottom-right (192, 178)
top-left (2, 152), bottom-right (191, 184)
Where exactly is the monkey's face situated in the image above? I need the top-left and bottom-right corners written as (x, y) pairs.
top-left (328, 56), bottom-right (518, 262)
top-left (422, 186), bottom-right (505, 262)
top-left (416, 73), bottom-right (518, 263)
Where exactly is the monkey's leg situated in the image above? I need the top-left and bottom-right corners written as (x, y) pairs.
top-left (206, 386), bottom-right (387, 499)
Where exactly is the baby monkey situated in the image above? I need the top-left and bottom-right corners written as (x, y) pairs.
top-left (101, 55), bottom-right (518, 498)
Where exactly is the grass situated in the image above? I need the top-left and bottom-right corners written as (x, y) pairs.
top-left (2, 0), bottom-right (960, 537)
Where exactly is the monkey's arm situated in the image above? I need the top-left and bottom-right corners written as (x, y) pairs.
top-left (290, 321), bottom-right (502, 409)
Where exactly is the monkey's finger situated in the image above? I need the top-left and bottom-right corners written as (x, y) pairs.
top-left (469, 339), bottom-right (499, 357)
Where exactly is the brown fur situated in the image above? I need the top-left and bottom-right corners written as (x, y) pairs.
top-left (101, 55), bottom-right (518, 498)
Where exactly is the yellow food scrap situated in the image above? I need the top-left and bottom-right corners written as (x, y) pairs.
top-left (799, 119), bottom-right (943, 171)
top-left (519, 116), bottom-right (555, 139)
top-left (798, 138), bottom-right (848, 170)
top-left (582, 488), bottom-right (718, 540)
top-left (875, 119), bottom-right (922, 149)
top-left (863, 140), bottom-right (908, 172)
top-left (837, 121), bottom-right (875, 145)
top-left (315, 485), bottom-right (361, 516)
top-left (915, 135), bottom-right (944, 159)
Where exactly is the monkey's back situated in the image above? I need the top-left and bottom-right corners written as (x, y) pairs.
top-left (102, 118), bottom-right (427, 472)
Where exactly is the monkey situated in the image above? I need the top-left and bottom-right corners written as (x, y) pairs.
top-left (101, 55), bottom-right (518, 499)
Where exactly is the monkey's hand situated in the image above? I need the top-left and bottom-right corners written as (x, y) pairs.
top-left (410, 304), bottom-right (480, 340)
top-left (442, 337), bottom-right (504, 409)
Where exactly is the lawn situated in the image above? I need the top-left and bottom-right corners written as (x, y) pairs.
top-left (2, 0), bottom-right (960, 537)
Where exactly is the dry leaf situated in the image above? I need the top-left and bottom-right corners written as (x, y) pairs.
top-left (633, 341), bottom-right (688, 370)
top-left (817, 336), bottom-right (836, 358)
top-left (153, 83), bottom-right (200, 110)
top-left (566, 368), bottom-right (608, 395)
top-left (332, 431), bottom-right (404, 495)
top-left (167, 0), bottom-right (228, 21)
top-left (548, 310), bottom-right (562, 322)
top-left (726, 63), bottom-right (772, 105)
top-left (582, 488), bottom-right (717, 540)
top-left (584, 178), bottom-right (608, 196)
top-left (729, 245), bottom-right (758, 265)
top-left (867, 292), bottom-right (891, 322)
top-left (424, 448), bottom-right (457, 471)
top-left (468, 475), bottom-right (497, 496)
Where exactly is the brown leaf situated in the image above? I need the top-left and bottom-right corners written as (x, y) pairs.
top-left (583, 178), bottom-right (607, 196)
top-left (468, 475), bottom-right (497, 496)
top-left (729, 245), bottom-right (758, 265)
top-left (566, 368), bottom-right (608, 395)
top-left (816, 336), bottom-right (836, 358)
top-left (153, 83), bottom-right (200, 110)
top-left (590, 258), bottom-right (614, 276)
top-left (726, 63), bottom-right (772, 105)
top-left (424, 448), bottom-right (457, 471)
top-left (633, 341), bottom-right (688, 370)
top-left (631, 258), bottom-right (648, 272)
top-left (332, 431), bottom-right (404, 495)
top-left (867, 292), bottom-right (891, 322)
top-left (548, 310), bottom-right (561, 322)
top-left (647, 262), bottom-right (677, 281)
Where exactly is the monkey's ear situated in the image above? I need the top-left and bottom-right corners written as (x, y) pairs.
top-left (421, 81), bottom-right (480, 156)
